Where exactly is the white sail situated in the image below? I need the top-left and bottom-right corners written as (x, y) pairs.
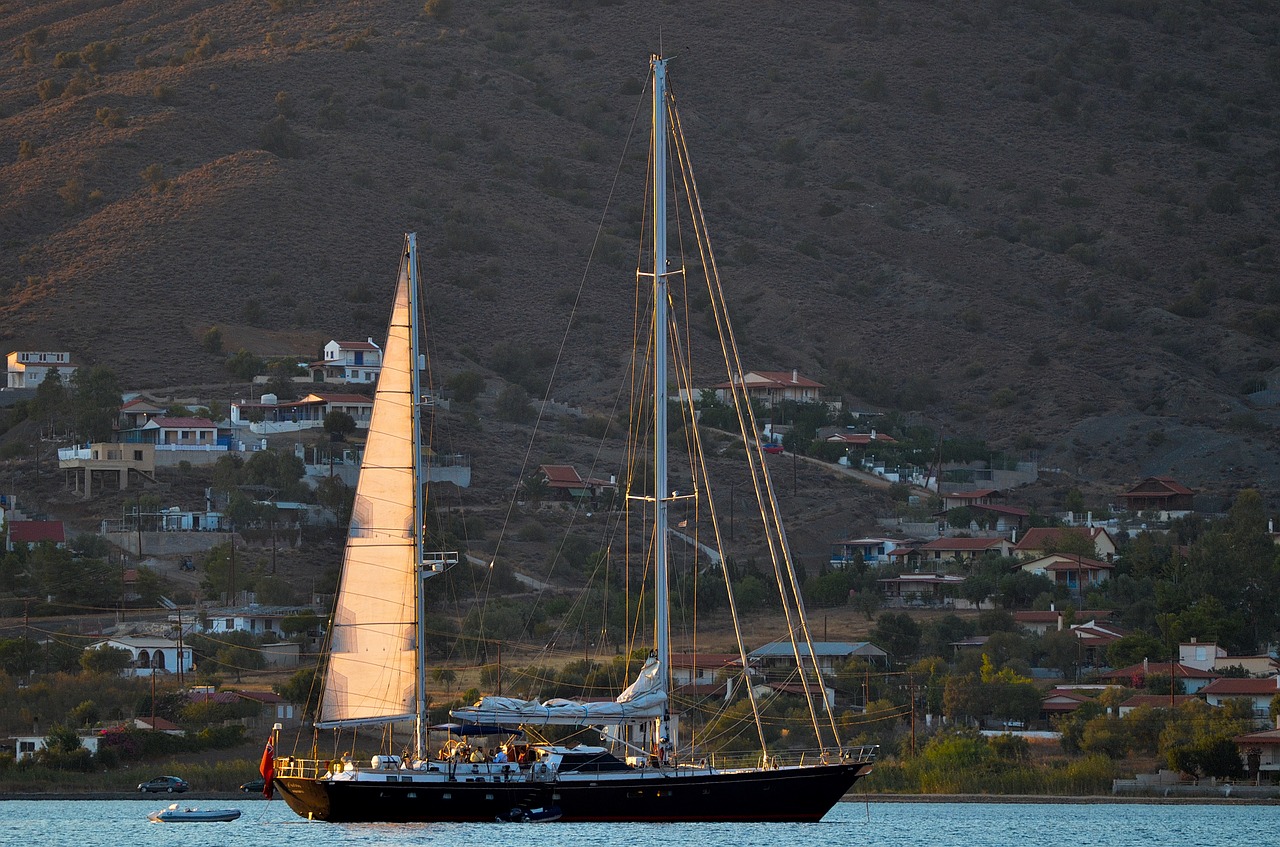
top-left (452, 657), bottom-right (666, 727)
top-left (317, 243), bottom-right (420, 728)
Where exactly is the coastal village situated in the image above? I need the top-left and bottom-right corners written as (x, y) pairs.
top-left (2, 345), bottom-right (1278, 796)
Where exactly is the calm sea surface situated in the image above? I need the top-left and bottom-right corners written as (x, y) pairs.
top-left (0, 798), bottom-right (1275, 847)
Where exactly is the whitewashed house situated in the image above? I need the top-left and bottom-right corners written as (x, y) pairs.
top-left (85, 636), bottom-right (194, 677)
top-left (6, 351), bottom-right (77, 388)
top-left (310, 340), bottom-right (382, 384)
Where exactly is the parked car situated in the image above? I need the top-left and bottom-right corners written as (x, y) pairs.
top-left (138, 775), bottom-right (189, 793)
top-left (239, 778), bottom-right (266, 793)
top-left (763, 443), bottom-right (784, 454)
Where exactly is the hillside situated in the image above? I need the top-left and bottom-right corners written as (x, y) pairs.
top-left (2, 0), bottom-right (1279, 497)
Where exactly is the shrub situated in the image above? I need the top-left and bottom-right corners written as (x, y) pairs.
top-left (423, 0), bottom-right (453, 18)
top-left (95, 107), bottom-right (125, 128)
top-left (260, 116), bottom-right (302, 158)
top-left (36, 79), bottom-right (63, 101)
top-left (140, 163), bottom-right (169, 194)
top-left (152, 84), bottom-right (177, 104)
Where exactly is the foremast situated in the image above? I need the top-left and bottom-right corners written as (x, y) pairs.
top-left (407, 233), bottom-right (430, 761)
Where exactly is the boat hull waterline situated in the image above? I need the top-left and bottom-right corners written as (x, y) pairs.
top-left (276, 762), bottom-right (871, 823)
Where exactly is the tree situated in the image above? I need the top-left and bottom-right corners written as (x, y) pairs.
top-left (32, 368), bottom-right (69, 435)
top-left (446, 370), bottom-right (485, 403)
top-left (275, 665), bottom-right (323, 720)
top-left (0, 637), bottom-right (42, 675)
top-left (203, 325), bottom-right (224, 354)
top-left (871, 612), bottom-right (921, 662)
top-left (37, 724), bottom-right (93, 771)
top-left (81, 645), bottom-right (133, 675)
top-left (495, 384), bottom-right (534, 423)
top-left (323, 410), bottom-right (357, 441)
top-left (431, 667), bottom-right (457, 693)
top-left (1106, 632), bottom-right (1166, 668)
top-left (69, 365), bottom-right (121, 442)
top-left (226, 348), bottom-right (264, 381)
top-left (520, 472), bottom-right (550, 505)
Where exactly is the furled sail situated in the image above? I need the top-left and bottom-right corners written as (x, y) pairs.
top-left (317, 243), bottom-right (419, 728)
top-left (451, 656), bottom-right (666, 727)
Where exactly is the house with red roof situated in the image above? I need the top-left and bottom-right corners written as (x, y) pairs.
top-left (913, 535), bottom-right (1015, 564)
top-left (1040, 688), bottom-right (1095, 719)
top-left (1202, 677), bottom-right (1280, 723)
top-left (1233, 722), bottom-right (1280, 779)
top-left (877, 572), bottom-right (966, 606)
top-left (1098, 661), bottom-right (1220, 694)
top-left (117, 395), bottom-right (169, 429)
top-left (1118, 477), bottom-right (1195, 515)
top-left (712, 369), bottom-right (825, 407)
top-left (310, 339), bottom-right (383, 384)
top-left (535, 464), bottom-right (617, 504)
top-left (941, 489), bottom-right (1004, 510)
top-left (6, 520), bottom-right (66, 552)
top-left (1013, 526), bottom-right (1117, 562)
top-left (1014, 553), bottom-right (1115, 595)
top-left (1014, 608), bottom-right (1115, 636)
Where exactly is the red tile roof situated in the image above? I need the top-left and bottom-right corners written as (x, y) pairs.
top-left (539, 465), bottom-right (584, 487)
top-left (920, 536), bottom-right (1009, 551)
top-left (1099, 661), bottom-right (1219, 682)
top-left (1122, 476), bottom-right (1195, 497)
top-left (1014, 526), bottom-right (1109, 551)
top-left (712, 371), bottom-right (825, 389)
top-left (1202, 677), bottom-right (1280, 696)
top-left (1039, 556), bottom-right (1114, 572)
top-left (8, 520), bottom-right (65, 544)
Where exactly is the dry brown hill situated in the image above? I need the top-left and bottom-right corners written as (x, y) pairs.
top-left (2, 0), bottom-right (1278, 497)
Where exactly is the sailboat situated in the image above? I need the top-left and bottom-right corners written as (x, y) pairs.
top-left (272, 56), bottom-right (876, 824)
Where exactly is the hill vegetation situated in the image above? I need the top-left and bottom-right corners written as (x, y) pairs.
top-left (1, 0), bottom-right (1278, 493)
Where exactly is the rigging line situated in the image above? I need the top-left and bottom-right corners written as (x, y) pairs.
top-left (488, 59), bottom-right (651, 610)
top-left (668, 100), bottom-right (834, 751)
top-left (670, 102), bottom-right (839, 750)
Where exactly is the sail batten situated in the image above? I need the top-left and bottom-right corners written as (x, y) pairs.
top-left (317, 240), bottom-right (422, 728)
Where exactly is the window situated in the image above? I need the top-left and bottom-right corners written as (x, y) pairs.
top-left (134, 450), bottom-right (143, 461)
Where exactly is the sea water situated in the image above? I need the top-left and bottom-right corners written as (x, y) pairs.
top-left (0, 798), bottom-right (1275, 847)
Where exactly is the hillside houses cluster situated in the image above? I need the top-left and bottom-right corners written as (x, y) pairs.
top-left (830, 478), bottom-right (1201, 610)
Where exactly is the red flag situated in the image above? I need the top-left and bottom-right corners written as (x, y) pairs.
top-left (259, 734), bottom-right (275, 799)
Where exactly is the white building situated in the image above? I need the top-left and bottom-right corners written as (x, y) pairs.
top-left (310, 339), bottom-right (383, 384)
top-left (6, 351), bottom-right (77, 388)
top-left (85, 636), bottom-right (194, 677)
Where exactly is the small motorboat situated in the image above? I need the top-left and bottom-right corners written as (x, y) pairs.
top-left (496, 805), bottom-right (562, 823)
top-left (148, 803), bottom-right (242, 823)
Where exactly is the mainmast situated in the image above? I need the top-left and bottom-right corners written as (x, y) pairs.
top-left (651, 55), bottom-right (672, 748)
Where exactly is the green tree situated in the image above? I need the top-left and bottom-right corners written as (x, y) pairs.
top-left (323, 410), bottom-right (357, 440)
top-left (226, 349), bottom-right (264, 381)
top-left (80, 645), bottom-right (133, 675)
top-left (495, 384), bottom-right (534, 423)
top-left (871, 612), bottom-right (921, 663)
top-left (446, 370), bottom-right (485, 403)
top-left (275, 664), bottom-right (323, 719)
top-left (69, 365), bottom-right (121, 442)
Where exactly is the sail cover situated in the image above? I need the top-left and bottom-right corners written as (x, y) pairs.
top-left (318, 245), bottom-right (419, 727)
top-left (451, 656), bottom-right (667, 726)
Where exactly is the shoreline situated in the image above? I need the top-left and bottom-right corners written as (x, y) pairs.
top-left (851, 792), bottom-right (1280, 805)
top-left (1, 791), bottom-right (1275, 805)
